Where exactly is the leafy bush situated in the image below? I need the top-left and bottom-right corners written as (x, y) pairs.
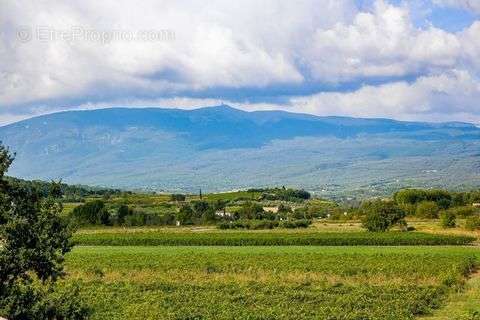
top-left (260, 188), bottom-right (311, 201)
top-left (440, 211), bottom-right (456, 228)
top-left (116, 204), bottom-right (133, 224)
top-left (361, 200), bottom-right (406, 232)
top-left (279, 219), bottom-right (312, 228)
top-left (237, 202), bottom-right (265, 219)
top-left (71, 200), bottom-right (110, 225)
top-left (448, 206), bottom-right (478, 218)
top-left (123, 211), bottom-right (176, 226)
top-left (465, 216), bottom-right (480, 231)
top-left (170, 194), bottom-right (186, 202)
top-left (394, 189), bottom-right (452, 208)
top-left (416, 201), bottom-right (440, 219)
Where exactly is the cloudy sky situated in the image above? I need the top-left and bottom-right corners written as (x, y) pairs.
top-left (1, 0), bottom-right (479, 125)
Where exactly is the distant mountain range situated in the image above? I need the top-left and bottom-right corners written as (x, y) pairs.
top-left (1, 105), bottom-right (479, 198)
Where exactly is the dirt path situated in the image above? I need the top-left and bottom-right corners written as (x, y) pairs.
top-left (420, 272), bottom-right (480, 320)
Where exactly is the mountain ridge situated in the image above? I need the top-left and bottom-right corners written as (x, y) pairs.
top-left (1, 105), bottom-right (479, 198)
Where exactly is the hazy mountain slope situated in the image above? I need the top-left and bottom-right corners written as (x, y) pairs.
top-left (0, 105), bottom-right (479, 197)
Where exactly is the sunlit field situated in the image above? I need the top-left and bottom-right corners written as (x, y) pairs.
top-left (63, 246), bottom-right (479, 320)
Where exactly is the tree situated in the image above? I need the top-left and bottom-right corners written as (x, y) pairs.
top-left (192, 200), bottom-right (210, 219)
top-left (440, 211), bottom-right (456, 228)
top-left (361, 200), bottom-right (406, 232)
top-left (176, 204), bottom-right (194, 225)
top-left (238, 202), bottom-right (264, 220)
top-left (415, 201), bottom-right (440, 219)
top-left (0, 144), bottom-right (89, 319)
top-left (116, 204), bottom-right (133, 225)
top-left (71, 200), bottom-right (110, 225)
top-left (170, 194), bottom-right (186, 202)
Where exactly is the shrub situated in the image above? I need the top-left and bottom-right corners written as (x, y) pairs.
top-left (394, 189), bottom-right (452, 208)
top-left (465, 216), bottom-right (480, 231)
top-left (71, 200), bottom-right (110, 225)
top-left (279, 219), bottom-right (312, 228)
top-left (448, 206), bottom-right (477, 218)
top-left (237, 202), bottom-right (264, 220)
top-left (176, 204), bottom-right (194, 225)
top-left (251, 220), bottom-right (278, 230)
top-left (170, 194), bottom-right (186, 202)
top-left (361, 200), bottom-right (406, 232)
top-left (416, 201), bottom-right (440, 219)
top-left (440, 211), bottom-right (456, 228)
top-left (116, 204), bottom-right (133, 224)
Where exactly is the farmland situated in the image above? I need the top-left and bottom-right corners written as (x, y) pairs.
top-left (5, 178), bottom-right (480, 319)
top-left (73, 229), bottom-right (475, 246)
top-left (54, 186), bottom-right (480, 319)
top-left (63, 246), bottom-right (480, 320)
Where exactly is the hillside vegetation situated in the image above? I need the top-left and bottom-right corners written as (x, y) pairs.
top-left (1, 106), bottom-right (479, 196)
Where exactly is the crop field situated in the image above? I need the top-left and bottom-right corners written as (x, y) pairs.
top-left (73, 229), bottom-right (475, 246)
top-left (63, 246), bottom-right (480, 320)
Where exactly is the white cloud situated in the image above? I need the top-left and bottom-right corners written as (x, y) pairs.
top-left (305, 1), bottom-right (463, 81)
top-left (287, 70), bottom-right (480, 122)
top-left (1, 0), bottom-right (355, 109)
top-left (0, 0), bottom-right (479, 124)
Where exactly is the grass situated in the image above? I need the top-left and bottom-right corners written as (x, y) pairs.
top-left (420, 272), bottom-right (480, 320)
top-left (63, 246), bottom-right (480, 320)
top-left (73, 229), bottom-right (475, 246)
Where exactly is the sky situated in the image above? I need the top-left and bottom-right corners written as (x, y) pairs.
top-left (1, 0), bottom-right (479, 125)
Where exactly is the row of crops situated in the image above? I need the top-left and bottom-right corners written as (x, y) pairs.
top-left (63, 246), bottom-right (479, 320)
top-left (73, 230), bottom-right (475, 246)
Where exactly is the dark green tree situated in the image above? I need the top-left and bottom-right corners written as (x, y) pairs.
top-left (361, 200), bottom-right (406, 232)
top-left (0, 144), bottom-right (89, 319)
top-left (176, 204), bottom-right (194, 225)
top-left (116, 205), bottom-right (132, 225)
top-left (170, 194), bottom-right (186, 202)
top-left (71, 200), bottom-right (110, 225)
top-left (440, 211), bottom-right (456, 228)
top-left (192, 200), bottom-right (210, 219)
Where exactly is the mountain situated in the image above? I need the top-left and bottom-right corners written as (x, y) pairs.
top-left (1, 105), bottom-right (479, 198)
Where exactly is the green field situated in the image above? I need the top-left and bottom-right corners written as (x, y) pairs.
top-left (64, 246), bottom-right (480, 320)
top-left (73, 230), bottom-right (475, 246)
top-left (57, 188), bottom-right (480, 319)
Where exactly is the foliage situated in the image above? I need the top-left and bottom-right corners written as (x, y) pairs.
top-left (394, 188), bottom-right (480, 212)
top-left (116, 205), bottom-right (133, 225)
top-left (416, 201), bottom-right (440, 219)
top-left (218, 219), bottom-right (279, 230)
top-left (279, 219), bottom-right (312, 228)
top-left (218, 219), bottom-right (311, 230)
top-left (0, 144), bottom-right (89, 319)
top-left (176, 204), bottom-right (194, 225)
top-left (259, 187), bottom-right (311, 201)
top-left (5, 176), bottom-right (122, 199)
top-left (236, 202), bottom-right (265, 220)
top-left (465, 216), bottom-right (480, 231)
top-left (71, 200), bottom-right (110, 226)
top-left (170, 194), bottom-right (186, 202)
top-left (447, 206), bottom-right (478, 218)
top-left (440, 211), bottom-right (456, 228)
top-left (361, 200), bottom-right (406, 232)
